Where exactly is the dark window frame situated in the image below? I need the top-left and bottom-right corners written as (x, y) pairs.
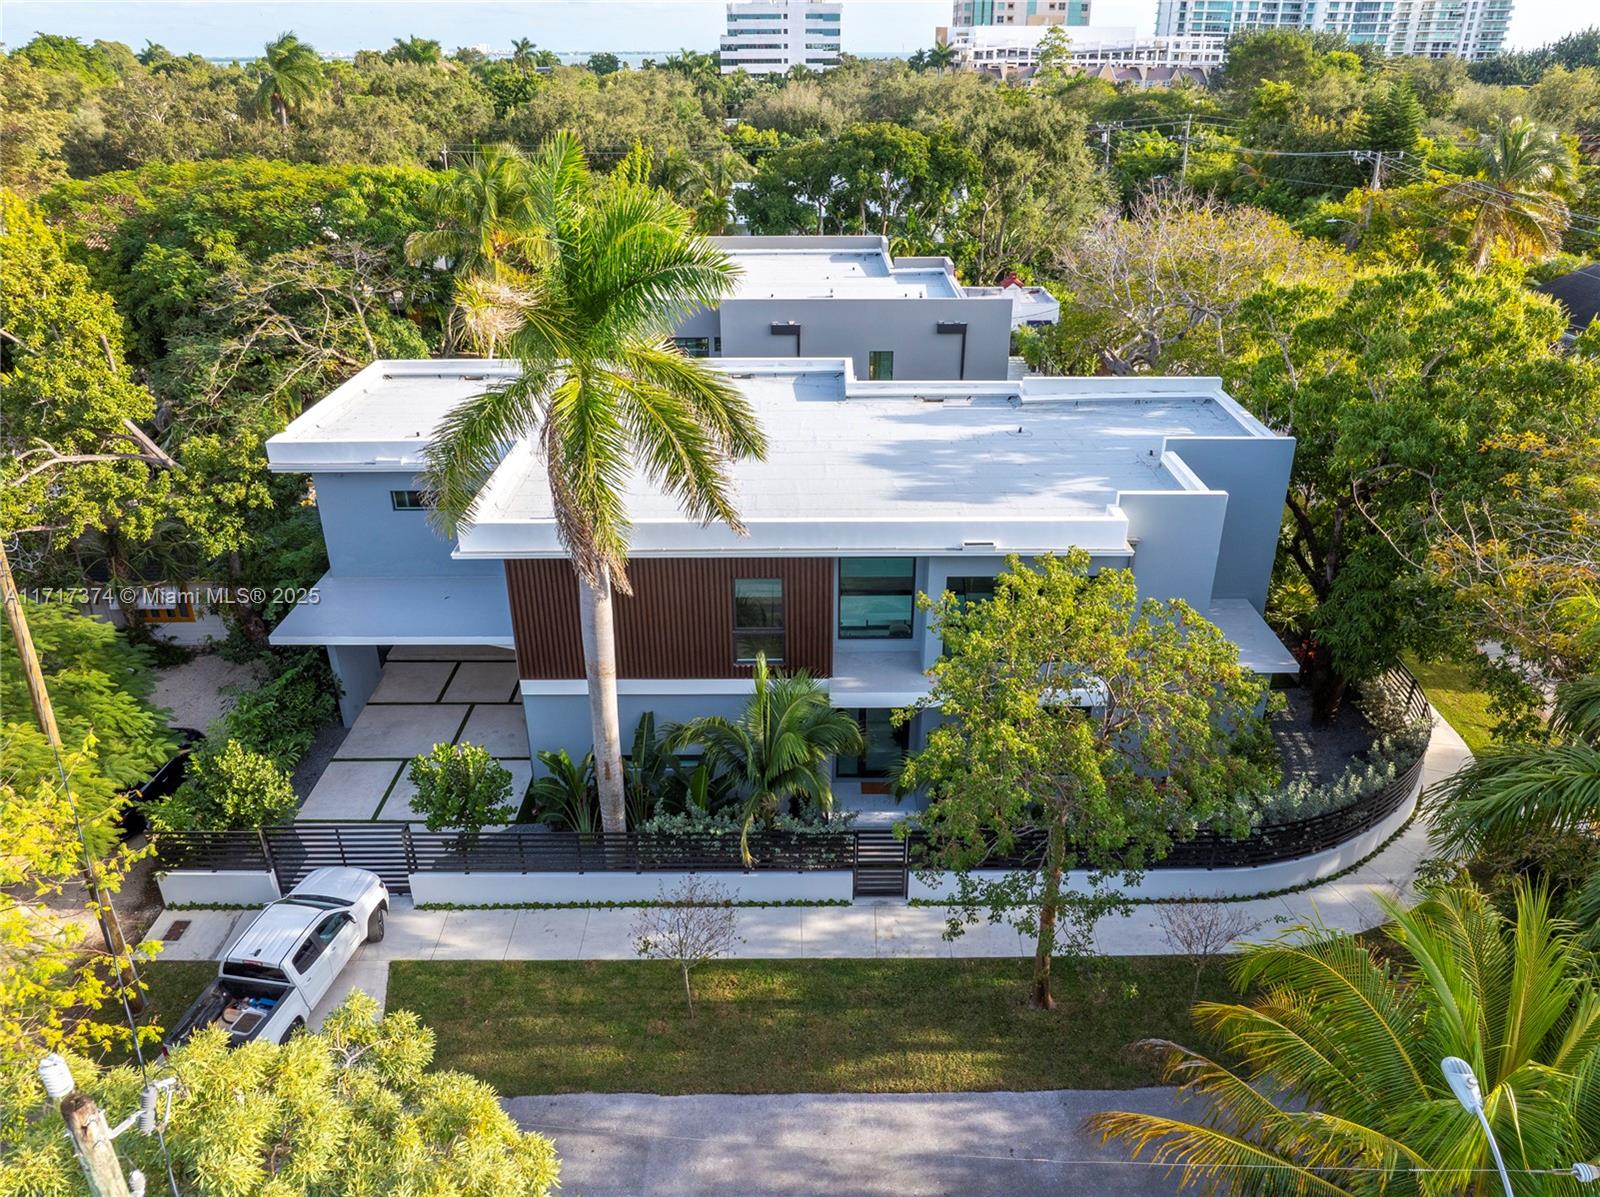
top-left (390, 489), bottom-right (429, 511)
top-left (867, 349), bottom-right (894, 380)
top-left (671, 336), bottom-right (711, 358)
top-left (838, 557), bottom-right (916, 641)
top-left (732, 577), bottom-right (785, 665)
top-left (835, 708), bottom-right (911, 779)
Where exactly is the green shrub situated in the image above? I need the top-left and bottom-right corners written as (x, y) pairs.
top-left (151, 740), bottom-right (298, 831)
top-left (217, 650), bottom-right (336, 769)
top-left (406, 741), bottom-right (514, 834)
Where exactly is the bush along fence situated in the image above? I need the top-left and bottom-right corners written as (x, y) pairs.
top-left (153, 669), bottom-right (1433, 902)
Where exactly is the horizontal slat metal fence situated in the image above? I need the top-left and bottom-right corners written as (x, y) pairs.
top-left (153, 669), bottom-right (1431, 896)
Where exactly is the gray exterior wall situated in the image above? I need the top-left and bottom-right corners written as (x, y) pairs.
top-left (1163, 436), bottom-right (1295, 611)
top-left (718, 298), bottom-right (1012, 380)
top-left (1117, 486), bottom-right (1228, 611)
top-left (312, 472), bottom-right (502, 578)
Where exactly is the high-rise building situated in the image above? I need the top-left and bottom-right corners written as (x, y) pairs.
top-left (720, 1), bottom-right (843, 75)
top-left (951, 0), bottom-right (1091, 26)
top-left (1152, 0), bottom-right (1512, 60)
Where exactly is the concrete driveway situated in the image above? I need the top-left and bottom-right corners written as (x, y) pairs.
top-left (504, 1089), bottom-right (1190, 1197)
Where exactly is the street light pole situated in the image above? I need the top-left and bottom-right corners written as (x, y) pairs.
top-left (1441, 1057), bottom-right (1516, 1197)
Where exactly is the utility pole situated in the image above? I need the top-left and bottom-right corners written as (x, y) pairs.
top-left (61, 1091), bottom-right (135, 1197)
top-left (1369, 148), bottom-right (1385, 192)
top-left (0, 541), bottom-right (144, 1013)
top-left (1358, 149), bottom-right (1384, 240)
top-left (1180, 113), bottom-right (1192, 183)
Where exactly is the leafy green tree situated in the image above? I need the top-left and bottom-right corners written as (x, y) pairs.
top-left (1441, 117), bottom-right (1580, 268)
top-left (1428, 671), bottom-right (1600, 937)
top-left (0, 599), bottom-right (175, 794)
top-left (901, 553), bottom-right (1271, 1009)
top-left (510, 38), bottom-right (539, 71)
top-left (0, 756), bottom-right (153, 1074)
top-left (0, 191), bottom-right (169, 584)
top-left (422, 135), bottom-right (765, 834)
top-left (659, 146), bottom-right (754, 234)
top-left (1230, 266), bottom-right (1600, 721)
top-left (491, 68), bottom-right (723, 163)
top-left (1037, 185), bottom-right (1346, 376)
top-left (406, 741), bottom-right (516, 834)
top-left (0, 57), bottom-right (72, 195)
top-left (0, 993), bottom-right (561, 1196)
top-left (667, 655), bottom-right (862, 865)
top-left (1091, 882), bottom-right (1600, 1196)
top-left (253, 31), bottom-right (327, 129)
top-left (586, 51), bottom-right (623, 77)
top-left (150, 739), bottom-right (299, 831)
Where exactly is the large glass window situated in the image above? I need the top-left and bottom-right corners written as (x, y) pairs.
top-left (733, 578), bottom-right (784, 664)
top-left (838, 558), bottom-right (915, 640)
top-left (941, 575), bottom-right (997, 656)
top-left (836, 709), bottom-right (910, 779)
top-left (671, 336), bottom-right (710, 358)
top-left (868, 349), bottom-right (894, 380)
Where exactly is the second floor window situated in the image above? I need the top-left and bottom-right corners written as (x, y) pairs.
top-left (390, 489), bottom-right (428, 510)
top-left (733, 577), bottom-right (784, 664)
top-left (672, 336), bottom-right (711, 357)
top-left (868, 350), bottom-right (894, 380)
top-left (838, 557), bottom-right (915, 640)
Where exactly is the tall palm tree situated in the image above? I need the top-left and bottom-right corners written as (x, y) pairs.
top-left (533, 48), bottom-right (561, 69)
top-left (1442, 117), bottom-right (1579, 269)
top-left (667, 655), bottom-right (863, 865)
top-left (927, 42), bottom-right (958, 73)
top-left (1427, 670), bottom-right (1600, 937)
top-left (253, 32), bottom-right (326, 130)
top-left (1091, 882), bottom-right (1600, 1195)
top-left (390, 35), bottom-right (444, 67)
top-left (510, 38), bottom-right (538, 71)
top-left (404, 144), bottom-right (541, 278)
top-left (423, 134), bottom-right (766, 834)
top-left (660, 147), bottom-right (754, 234)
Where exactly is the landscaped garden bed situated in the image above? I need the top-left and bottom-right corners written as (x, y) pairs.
top-left (386, 957), bottom-right (1234, 1094)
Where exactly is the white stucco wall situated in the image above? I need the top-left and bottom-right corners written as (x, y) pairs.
top-left (907, 771), bottom-right (1422, 902)
top-left (157, 870), bottom-right (281, 906)
top-left (410, 869), bottom-right (854, 904)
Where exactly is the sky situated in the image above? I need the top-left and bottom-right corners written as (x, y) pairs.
top-left (0, 0), bottom-right (1581, 58)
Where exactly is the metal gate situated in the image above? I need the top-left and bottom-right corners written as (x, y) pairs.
top-left (852, 829), bottom-right (908, 898)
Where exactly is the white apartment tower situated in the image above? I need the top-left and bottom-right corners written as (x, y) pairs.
top-left (721, 1), bottom-right (844, 75)
top-left (1153, 0), bottom-right (1512, 60)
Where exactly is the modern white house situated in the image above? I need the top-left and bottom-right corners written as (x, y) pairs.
top-left (266, 357), bottom-right (1299, 819)
top-left (1154, 0), bottom-right (1512, 59)
top-left (674, 236), bottom-right (1017, 380)
top-left (720, 0), bottom-right (843, 75)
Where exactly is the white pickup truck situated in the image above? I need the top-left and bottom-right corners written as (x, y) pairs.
top-left (166, 867), bottom-right (389, 1050)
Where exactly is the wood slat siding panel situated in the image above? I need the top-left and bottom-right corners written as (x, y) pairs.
top-left (506, 558), bottom-right (834, 679)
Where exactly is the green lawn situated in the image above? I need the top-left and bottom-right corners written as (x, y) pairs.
top-left (92, 960), bottom-right (217, 1065)
top-left (387, 956), bottom-right (1230, 1094)
top-left (1403, 655), bottom-right (1497, 753)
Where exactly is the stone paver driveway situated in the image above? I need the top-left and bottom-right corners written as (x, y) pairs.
top-left (297, 646), bottom-right (528, 823)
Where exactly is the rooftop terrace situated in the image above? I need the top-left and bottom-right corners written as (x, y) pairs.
top-left (709, 236), bottom-right (965, 301)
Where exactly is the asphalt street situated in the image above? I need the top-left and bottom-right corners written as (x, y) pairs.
top-left (505, 1088), bottom-right (1191, 1196)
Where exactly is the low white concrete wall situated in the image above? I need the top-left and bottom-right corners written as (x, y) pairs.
top-left (157, 870), bottom-right (280, 906)
top-left (909, 772), bottom-right (1422, 902)
top-left (409, 870), bottom-right (855, 905)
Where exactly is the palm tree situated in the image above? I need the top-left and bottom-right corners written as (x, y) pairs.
top-left (927, 42), bottom-right (958, 73)
top-left (404, 144), bottom-right (541, 278)
top-left (510, 38), bottom-right (538, 71)
top-left (667, 656), bottom-right (863, 865)
top-left (1090, 882), bottom-right (1600, 1195)
top-left (533, 49), bottom-right (561, 69)
top-left (660, 147), bottom-right (755, 234)
top-left (253, 32), bottom-right (326, 130)
top-left (423, 134), bottom-right (766, 834)
top-left (1442, 117), bottom-right (1579, 268)
top-left (1427, 670), bottom-right (1600, 936)
top-left (390, 36), bottom-right (444, 67)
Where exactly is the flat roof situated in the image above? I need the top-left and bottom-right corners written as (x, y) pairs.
top-left (710, 237), bottom-right (964, 300)
top-left (266, 358), bottom-right (1282, 557)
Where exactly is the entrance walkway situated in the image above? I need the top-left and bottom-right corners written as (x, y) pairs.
top-left (296, 645), bottom-right (528, 823)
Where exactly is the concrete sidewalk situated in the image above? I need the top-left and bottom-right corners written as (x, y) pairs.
top-left (504, 1089), bottom-right (1189, 1197)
